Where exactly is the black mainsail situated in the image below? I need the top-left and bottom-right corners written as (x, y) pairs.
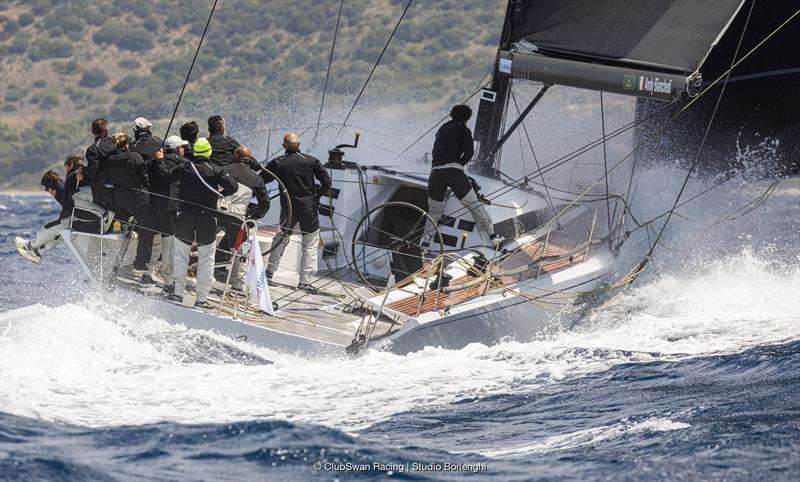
top-left (474, 0), bottom-right (798, 177)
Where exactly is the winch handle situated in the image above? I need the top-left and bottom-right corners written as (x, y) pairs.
top-left (335, 132), bottom-right (360, 150)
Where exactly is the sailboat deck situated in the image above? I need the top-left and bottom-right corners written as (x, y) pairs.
top-left (114, 272), bottom-right (400, 347)
top-left (384, 238), bottom-right (584, 317)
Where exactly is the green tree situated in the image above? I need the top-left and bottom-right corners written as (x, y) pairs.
top-left (18, 13), bottom-right (34, 27)
top-left (28, 38), bottom-right (73, 61)
top-left (80, 68), bottom-right (109, 87)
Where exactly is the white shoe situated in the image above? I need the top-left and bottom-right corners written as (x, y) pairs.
top-left (101, 211), bottom-right (115, 233)
top-left (490, 233), bottom-right (505, 248)
top-left (15, 237), bottom-right (42, 265)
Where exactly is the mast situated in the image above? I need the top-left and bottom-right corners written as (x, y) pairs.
top-left (472, 0), bottom-right (517, 178)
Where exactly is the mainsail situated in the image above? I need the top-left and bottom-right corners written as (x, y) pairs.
top-left (475, 0), bottom-right (798, 177)
top-left (507, 0), bottom-right (744, 75)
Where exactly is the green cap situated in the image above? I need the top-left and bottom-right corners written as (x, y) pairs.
top-left (194, 137), bottom-right (212, 158)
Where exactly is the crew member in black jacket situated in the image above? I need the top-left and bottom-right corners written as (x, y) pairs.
top-left (207, 115), bottom-right (264, 172)
top-left (130, 117), bottom-right (163, 164)
top-left (83, 118), bottom-right (115, 205)
top-left (207, 115), bottom-right (239, 167)
top-left (180, 121), bottom-right (199, 162)
top-left (149, 135), bottom-right (188, 292)
top-left (165, 137), bottom-right (237, 308)
top-left (264, 132), bottom-right (331, 290)
top-left (423, 104), bottom-right (503, 249)
top-left (105, 131), bottom-right (156, 281)
top-left (15, 156), bottom-right (86, 264)
top-left (217, 146), bottom-right (271, 291)
top-left (73, 118), bottom-right (115, 229)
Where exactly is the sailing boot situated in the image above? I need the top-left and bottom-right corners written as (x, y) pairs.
top-left (15, 237), bottom-right (42, 265)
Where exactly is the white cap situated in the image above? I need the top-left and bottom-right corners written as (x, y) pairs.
top-left (134, 117), bottom-right (152, 129)
top-left (164, 135), bottom-right (189, 149)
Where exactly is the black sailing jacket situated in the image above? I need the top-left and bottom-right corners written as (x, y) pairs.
top-left (150, 151), bottom-right (184, 212)
top-left (208, 133), bottom-right (239, 166)
top-left (130, 129), bottom-right (164, 165)
top-left (169, 157), bottom-right (238, 212)
top-left (105, 148), bottom-right (150, 210)
top-left (431, 119), bottom-right (474, 167)
top-left (85, 136), bottom-right (115, 188)
top-left (59, 166), bottom-right (85, 219)
top-left (265, 151), bottom-right (331, 228)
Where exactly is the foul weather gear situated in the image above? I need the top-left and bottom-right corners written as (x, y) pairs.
top-left (431, 118), bottom-right (474, 168)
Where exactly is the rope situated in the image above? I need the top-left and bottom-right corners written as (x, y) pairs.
top-left (161, 0), bottom-right (218, 144)
top-left (337, 0), bottom-right (414, 137)
top-left (311, 0), bottom-right (344, 148)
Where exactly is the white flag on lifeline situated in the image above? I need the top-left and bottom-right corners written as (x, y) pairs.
top-left (245, 231), bottom-right (274, 316)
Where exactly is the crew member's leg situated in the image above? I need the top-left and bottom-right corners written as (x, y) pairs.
top-left (154, 209), bottom-right (177, 287)
top-left (133, 204), bottom-right (156, 281)
top-left (15, 218), bottom-right (65, 264)
top-left (298, 225), bottom-right (320, 287)
top-left (449, 171), bottom-right (501, 247)
top-left (215, 213), bottom-right (242, 264)
top-left (73, 187), bottom-right (114, 232)
top-left (194, 211), bottom-right (218, 305)
top-left (171, 210), bottom-right (196, 300)
top-left (266, 217), bottom-right (295, 277)
top-left (33, 219), bottom-right (66, 253)
top-left (422, 169), bottom-right (449, 246)
top-left (228, 223), bottom-right (250, 291)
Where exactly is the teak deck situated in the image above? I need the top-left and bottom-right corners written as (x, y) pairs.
top-left (385, 239), bottom-right (583, 316)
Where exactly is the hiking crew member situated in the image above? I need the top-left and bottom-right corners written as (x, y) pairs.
top-left (62, 154), bottom-right (86, 222)
top-left (264, 132), bottom-right (331, 290)
top-left (130, 117), bottom-right (163, 164)
top-left (180, 120), bottom-right (199, 162)
top-left (423, 104), bottom-right (503, 249)
top-left (217, 146), bottom-right (271, 291)
top-left (105, 131), bottom-right (156, 281)
top-left (149, 135), bottom-right (187, 292)
top-left (15, 159), bottom-right (83, 264)
top-left (166, 137), bottom-right (237, 308)
top-left (74, 118), bottom-right (115, 230)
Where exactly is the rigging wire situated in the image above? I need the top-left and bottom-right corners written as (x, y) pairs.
top-left (394, 65), bottom-right (493, 159)
top-left (421, 5), bottom-right (798, 239)
top-left (599, 92), bottom-right (612, 238)
top-left (509, 88), bottom-right (557, 220)
top-left (161, 0), bottom-right (218, 144)
top-left (434, 1), bottom-right (796, 239)
top-left (337, 0), bottom-right (414, 138)
top-left (311, 0), bottom-right (344, 149)
top-left (634, 0), bottom-right (758, 276)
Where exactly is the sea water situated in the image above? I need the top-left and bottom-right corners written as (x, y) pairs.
top-left (0, 168), bottom-right (798, 481)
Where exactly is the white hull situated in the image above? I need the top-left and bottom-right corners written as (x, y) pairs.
top-left (56, 165), bottom-right (616, 360)
top-left (62, 227), bottom-right (612, 360)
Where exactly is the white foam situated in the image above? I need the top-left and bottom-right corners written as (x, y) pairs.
top-left (1, 248), bottom-right (796, 432)
top-left (482, 417), bottom-right (691, 457)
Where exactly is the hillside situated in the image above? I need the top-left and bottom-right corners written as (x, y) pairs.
top-left (0, 0), bottom-right (505, 189)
